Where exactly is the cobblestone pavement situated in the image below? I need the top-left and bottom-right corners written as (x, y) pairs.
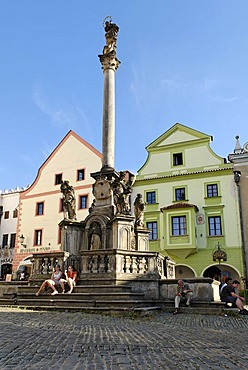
top-left (0, 308), bottom-right (247, 370)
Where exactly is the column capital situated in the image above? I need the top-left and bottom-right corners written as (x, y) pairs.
top-left (98, 53), bottom-right (121, 72)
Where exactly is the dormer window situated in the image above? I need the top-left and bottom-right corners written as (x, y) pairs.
top-left (77, 169), bottom-right (85, 181)
top-left (173, 153), bottom-right (183, 166)
top-left (55, 174), bottom-right (62, 185)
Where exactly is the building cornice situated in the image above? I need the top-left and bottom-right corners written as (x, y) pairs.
top-left (135, 167), bottom-right (233, 183)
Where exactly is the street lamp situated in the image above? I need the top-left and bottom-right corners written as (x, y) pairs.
top-left (20, 234), bottom-right (27, 248)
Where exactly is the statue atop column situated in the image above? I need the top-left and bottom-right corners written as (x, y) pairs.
top-left (60, 180), bottom-right (77, 220)
top-left (102, 17), bottom-right (119, 56)
top-left (99, 17), bottom-right (120, 72)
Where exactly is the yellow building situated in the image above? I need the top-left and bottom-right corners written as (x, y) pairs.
top-left (133, 123), bottom-right (244, 281)
top-left (13, 130), bottom-right (101, 274)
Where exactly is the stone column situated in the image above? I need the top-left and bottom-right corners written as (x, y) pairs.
top-left (98, 19), bottom-right (120, 170)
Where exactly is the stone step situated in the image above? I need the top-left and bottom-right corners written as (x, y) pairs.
top-left (15, 292), bottom-right (145, 301)
top-left (18, 284), bottom-right (133, 294)
top-left (6, 298), bottom-right (156, 309)
top-left (0, 298), bottom-right (16, 306)
top-left (0, 296), bottom-right (238, 314)
top-left (0, 305), bottom-right (162, 315)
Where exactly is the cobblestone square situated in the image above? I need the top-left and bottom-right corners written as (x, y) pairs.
top-left (0, 308), bottom-right (247, 369)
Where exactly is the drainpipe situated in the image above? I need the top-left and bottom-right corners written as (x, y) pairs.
top-left (234, 171), bottom-right (248, 290)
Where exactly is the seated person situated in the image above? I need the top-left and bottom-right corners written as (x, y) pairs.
top-left (219, 276), bottom-right (232, 300)
top-left (173, 279), bottom-right (193, 315)
top-left (60, 265), bottom-right (77, 294)
top-left (220, 279), bottom-right (248, 315)
top-left (35, 264), bottom-right (63, 296)
top-left (219, 274), bottom-right (228, 293)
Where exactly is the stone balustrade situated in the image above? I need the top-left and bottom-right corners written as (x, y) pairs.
top-left (30, 251), bottom-right (70, 279)
top-left (80, 249), bottom-right (164, 277)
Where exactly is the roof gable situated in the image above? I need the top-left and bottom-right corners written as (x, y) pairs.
top-left (147, 123), bottom-right (212, 150)
top-left (21, 130), bottom-right (102, 196)
top-left (136, 122), bottom-right (230, 178)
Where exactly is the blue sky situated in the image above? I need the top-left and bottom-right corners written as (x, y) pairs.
top-left (1, 1), bottom-right (248, 190)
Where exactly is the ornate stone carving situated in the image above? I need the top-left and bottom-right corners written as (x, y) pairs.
top-left (99, 17), bottom-right (121, 72)
top-left (103, 18), bottom-right (119, 56)
top-left (60, 180), bottom-right (77, 220)
top-left (134, 194), bottom-right (145, 226)
top-left (88, 222), bottom-right (102, 250)
top-left (112, 171), bottom-right (132, 215)
top-left (92, 177), bottom-right (112, 200)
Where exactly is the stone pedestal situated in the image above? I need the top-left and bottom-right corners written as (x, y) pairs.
top-left (59, 219), bottom-right (83, 256)
top-left (135, 226), bottom-right (150, 251)
top-left (111, 214), bottom-right (136, 250)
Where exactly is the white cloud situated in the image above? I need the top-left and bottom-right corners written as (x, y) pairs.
top-left (32, 86), bottom-right (85, 128)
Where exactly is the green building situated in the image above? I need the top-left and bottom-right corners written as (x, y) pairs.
top-left (133, 123), bottom-right (244, 281)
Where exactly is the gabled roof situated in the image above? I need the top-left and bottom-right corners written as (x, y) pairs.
top-left (43, 130), bottom-right (102, 166)
top-left (21, 130), bottom-right (101, 195)
top-left (146, 122), bottom-right (212, 151)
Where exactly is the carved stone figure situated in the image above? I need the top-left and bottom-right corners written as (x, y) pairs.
top-left (103, 20), bottom-right (119, 55)
top-left (112, 171), bottom-right (132, 215)
top-left (88, 222), bottom-right (102, 250)
top-left (134, 194), bottom-right (145, 227)
top-left (89, 199), bottom-right (96, 213)
top-left (60, 180), bottom-right (77, 220)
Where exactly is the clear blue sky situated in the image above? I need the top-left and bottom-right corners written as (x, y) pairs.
top-left (1, 1), bottom-right (248, 190)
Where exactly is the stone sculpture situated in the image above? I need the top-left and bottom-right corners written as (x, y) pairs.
top-left (60, 180), bottom-right (77, 220)
top-left (88, 222), bottom-right (102, 250)
top-left (103, 18), bottom-right (119, 56)
top-left (112, 171), bottom-right (132, 215)
top-left (134, 194), bottom-right (145, 226)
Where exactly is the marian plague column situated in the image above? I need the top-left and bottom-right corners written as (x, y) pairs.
top-left (99, 17), bottom-right (120, 171)
top-left (78, 18), bottom-right (163, 287)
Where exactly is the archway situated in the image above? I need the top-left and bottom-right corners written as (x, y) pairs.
top-left (202, 264), bottom-right (241, 282)
top-left (1, 263), bottom-right (12, 280)
top-left (17, 256), bottom-right (33, 280)
top-left (175, 265), bottom-right (196, 279)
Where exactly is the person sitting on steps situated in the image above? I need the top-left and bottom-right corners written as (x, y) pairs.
top-left (60, 265), bottom-right (77, 294)
top-left (220, 278), bottom-right (248, 315)
top-left (35, 264), bottom-right (63, 296)
top-left (173, 279), bottom-right (193, 315)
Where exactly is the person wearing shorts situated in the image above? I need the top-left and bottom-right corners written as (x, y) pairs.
top-left (220, 278), bottom-right (248, 315)
top-left (35, 264), bottom-right (63, 296)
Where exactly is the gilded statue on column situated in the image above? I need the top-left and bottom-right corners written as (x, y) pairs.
top-left (102, 17), bottom-right (119, 56)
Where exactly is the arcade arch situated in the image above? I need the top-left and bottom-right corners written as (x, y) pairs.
top-left (202, 264), bottom-right (241, 282)
top-left (175, 265), bottom-right (196, 279)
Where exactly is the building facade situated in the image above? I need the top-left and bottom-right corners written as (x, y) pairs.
top-left (0, 187), bottom-right (29, 279)
top-left (12, 130), bottom-right (102, 276)
top-left (132, 123), bottom-right (244, 281)
top-left (228, 136), bottom-right (248, 286)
